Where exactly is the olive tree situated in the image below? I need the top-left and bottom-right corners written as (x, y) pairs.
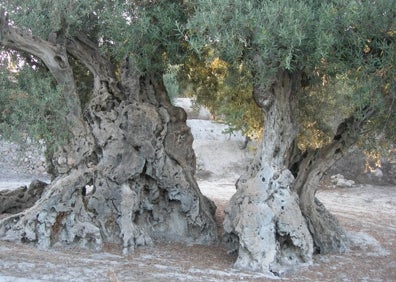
top-left (187, 0), bottom-right (395, 273)
top-left (0, 0), bottom-right (217, 253)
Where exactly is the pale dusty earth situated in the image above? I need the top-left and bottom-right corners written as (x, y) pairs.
top-left (0, 119), bottom-right (395, 282)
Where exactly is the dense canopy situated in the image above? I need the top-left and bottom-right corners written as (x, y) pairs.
top-left (187, 0), bottom-right (395, 148)
top-left (0, 0), bottom-right (395, 275)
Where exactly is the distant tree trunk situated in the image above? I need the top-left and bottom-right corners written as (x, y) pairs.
top-left (0, 14), bottom-right (217, 253)
top-left (223, 70), bottom-right (364, 274)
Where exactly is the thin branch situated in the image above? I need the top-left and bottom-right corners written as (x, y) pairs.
top-left (0, 9), bottom-right (82, 120)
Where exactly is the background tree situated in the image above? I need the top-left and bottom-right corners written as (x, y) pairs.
top-left (0, 0), bottom-right (217, 253)
top-left (188, 0), bottom-right (395, 273)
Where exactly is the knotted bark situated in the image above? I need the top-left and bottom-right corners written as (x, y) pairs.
top-left (224, 71), bottom-right (313, 274)
top-left (293, 112), bottom-right (373, 254)
top-left (224, 68), bottom-right (374, 274)
top-left (0, 12), bottom-right (217, 253)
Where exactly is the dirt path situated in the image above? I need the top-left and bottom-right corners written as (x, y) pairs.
top-left (0, 182), bottom-right (395, 281)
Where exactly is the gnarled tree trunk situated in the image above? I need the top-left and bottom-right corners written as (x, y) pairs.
top-left (223, 70), bottom-right (366, 274)
top-left (293, 110), bottom-right (373, 254)
top-left (224, 71), bottom-right (313, 274)
top-left (0, 13), bottom-right (217, 253)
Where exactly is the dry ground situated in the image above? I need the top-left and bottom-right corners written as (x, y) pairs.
top-left (0, 180), bottom-right (395, 282)
top-left (1, 119), bottom-right (395, 281)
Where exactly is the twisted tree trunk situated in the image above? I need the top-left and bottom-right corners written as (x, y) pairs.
top-left (0, 13), bottom-right (217, 253)
top-left (293, 110), bottom-right (373, 254)
top-left (224, 71), bottom-right (313, 274)
top-left (223, 70), bottom-right (368, 274)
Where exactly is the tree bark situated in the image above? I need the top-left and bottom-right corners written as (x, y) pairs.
top-left (223, 70), bottom-right (372, 274)
top-left (0, 12), bottom-right (217, 253)
top-left (0, 10), bottom-right (94, 177)
top-left (224, 71), bottom-right (313, 274)
top-left (291, 141), bottom-right (349, 254)
top-left (293, 109), bottom-right (374, 254)
top-left (0, 10), bottom-right (81, 122)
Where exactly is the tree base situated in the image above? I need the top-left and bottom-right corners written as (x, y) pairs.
top-left (223, 164), bottom-right (313, 274)
top-left (305, 197), bottom-right (348, 254)
top-left (0, 164), bottom-right (217, 253)
top-left (0, 100), bottom-right (218, 253)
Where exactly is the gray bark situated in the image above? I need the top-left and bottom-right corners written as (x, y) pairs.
top-left (224, 71), bottom-right (313, 274)
top-left (293, 109), bottom-right (374, 254)
top-left (0, 11), bottom-right (217, 253)
top-left (224, 67), bottom-right (374, 274)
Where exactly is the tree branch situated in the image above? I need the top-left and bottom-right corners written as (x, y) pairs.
top-left (293, 107), bottom-right (375, 198)
top-left (0, 9), bottom-right (81, 119)
top-left (66, 34), bottom-right (123, 99)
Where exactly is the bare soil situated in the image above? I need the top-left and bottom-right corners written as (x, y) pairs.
top-left (0, 180), bottom-right (395, 282)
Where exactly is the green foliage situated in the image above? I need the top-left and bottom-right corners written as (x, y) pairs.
top-left (180, 54), bottom-right (262, 138)
top-left (0, 0), bottom-right (191, 148)
top-left (188, 0), bottom-right (396, 149)
top-left (0, 57), bottom-right (70, 149)
top-left (187, 0), bottom-right (315, 80)
top-left (188, 0), bottom-right (394, 82)
top-left (0, 0), bottom-right (100, 39)
top-left (1, 0), bottom-right (189, 74)
top-left (163, 66), bottom-right (180, 102)
top-left (1, 0), bottom-right (394, 154)
top-left (97, 0), bottom-right (189, 74)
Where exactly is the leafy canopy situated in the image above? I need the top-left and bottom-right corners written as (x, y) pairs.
top-left (0, 0), bottom-right (394, 151)
top-left (1, 0), bottom-right (189, 74)
top-left (187, 0), bottom-right (395, 148)
top-left (0, 0), bottom-right (190, 145)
